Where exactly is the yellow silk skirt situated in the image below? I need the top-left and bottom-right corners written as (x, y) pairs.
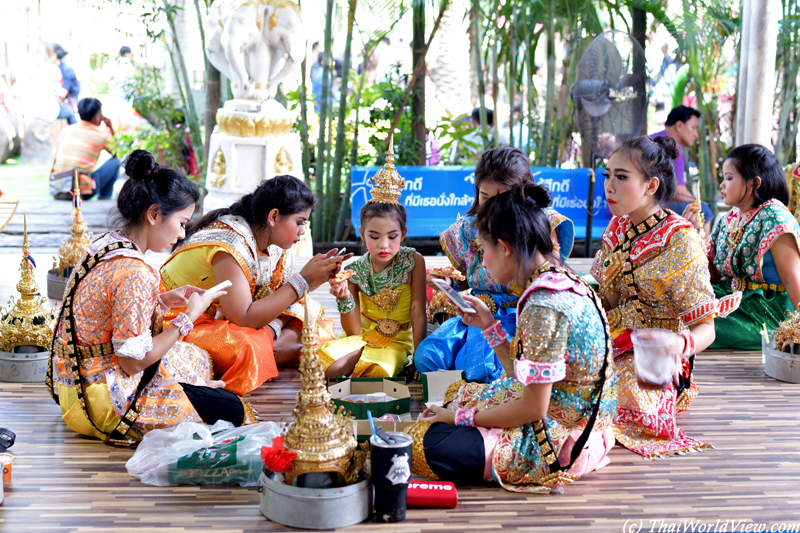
top-left (318, 285), bottom-right (413, 378)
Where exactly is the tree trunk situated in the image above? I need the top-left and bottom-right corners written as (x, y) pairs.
top-left (508, 7), bottom-right (516, 149)
top-left (194, 0), bottom-right (219, 164)
top-left (491, 41), bottom-right (499, 147)
top-left (313, 0), bottom-right (335, 241)
top-left (472, 4), bottom-right (490, 149)
top-left (412, 0), bottom-right (426, 165)
top-left (329, 0), bottom-right (357, 233)
top-left (631, 6), bottom-right (647, 135)
top-left (537, 10), bottom-right (556, 166)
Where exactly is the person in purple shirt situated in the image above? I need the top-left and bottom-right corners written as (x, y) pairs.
top-left (650, 105), bottom-right (713, 235)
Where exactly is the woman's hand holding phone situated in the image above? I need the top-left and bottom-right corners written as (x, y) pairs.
top-left (456, 294), bottom-right (495, 330)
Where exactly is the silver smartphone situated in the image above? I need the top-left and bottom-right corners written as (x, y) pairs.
top-left (431, 278), bottom-right (476, 314)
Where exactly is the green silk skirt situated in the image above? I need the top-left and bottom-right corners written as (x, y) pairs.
top-left (710, 278), bottom-right (793, 350)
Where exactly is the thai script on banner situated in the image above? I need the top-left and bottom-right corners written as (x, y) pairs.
top-left (351, 166), bottom-right (611, 239)
top-left (404, 193), bottom-right (473, 207)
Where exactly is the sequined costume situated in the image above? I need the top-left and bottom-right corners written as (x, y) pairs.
top-left (51, 232), bottom-right (257, 442)
top-left (592, 210), bottom-right (738, 459)
top-left (707, 200), bottom-right (800, 350)
top-left (406, 267), bottom-right (616, 493)
top-left (415, 210), bottom-right (574, 382)
top-left (160, 214), bottom-right (335, 395)
top-left (318, 247), bottom-right (417, 377)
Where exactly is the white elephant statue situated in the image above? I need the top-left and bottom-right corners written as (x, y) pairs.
top-left (207, 0), bottom-right (307, 100)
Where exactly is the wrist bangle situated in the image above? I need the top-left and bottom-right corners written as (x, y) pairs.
top-left (680, 331), bottom-right (695, 359)
top-left (172, 312), bottom-right (194, 337)
top-left (482, 320), bottom-right (509, 348)
top-left (455, 408), bottom-right (477, 427)
top-left (337, 295), bottom-right (356, 315)
top-left (267, 319), bottom-right (282, 340)
top-left (286, 272), bottom-right (310, 298)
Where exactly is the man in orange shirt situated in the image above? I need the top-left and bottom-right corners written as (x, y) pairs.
top-left (52, 98), bottom-right (120, 199)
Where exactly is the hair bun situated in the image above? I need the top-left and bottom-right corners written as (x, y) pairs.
top-left (124, 149), bottom-right (159, 181)
top-left (518, 182), bottom-right (552, 209)
top-left (653, 135), bottom-right (680, 159)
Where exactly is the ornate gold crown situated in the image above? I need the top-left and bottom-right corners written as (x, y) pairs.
top-left (0, 215), bottom-right (56, 352)
top-left (282, 292), bottom-right (358, 487)
top-left (53, 174), bottom-right (91, 276)
top-left (368, 134), bottom-right (405, 205)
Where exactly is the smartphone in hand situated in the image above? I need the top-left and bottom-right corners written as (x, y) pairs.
top-left (202, 280), bottom-right (232, 298)
top-left (431, 278), bottom-right (476, 314)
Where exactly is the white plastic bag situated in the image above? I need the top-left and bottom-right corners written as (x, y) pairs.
top-left (126, 420), bottom-right (284, 486)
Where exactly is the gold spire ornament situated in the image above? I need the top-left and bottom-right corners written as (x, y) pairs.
top-left (0, 215), bottom-right (56, 352)
top-left (53, 174), bottom-right (92, 276)
top-left (773, 306), bottom-right (800, 352)
top-left (282, 292), bottom-right (359, 487)
top-left (368, 134), bottom-right (405, 205)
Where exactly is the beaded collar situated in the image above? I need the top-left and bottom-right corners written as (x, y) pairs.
top-left (600, 209), bottom-right (669, 326)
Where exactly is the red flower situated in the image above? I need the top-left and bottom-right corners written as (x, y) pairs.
top-left (261, 435), bottom-right (296, 474)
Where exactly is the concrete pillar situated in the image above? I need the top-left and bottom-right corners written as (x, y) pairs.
top-left (742, 0), bottom-right (779, 147)
top-left (735, 0), bottom-right (752, 146)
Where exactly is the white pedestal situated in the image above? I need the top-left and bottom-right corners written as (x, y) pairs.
top-left (204, 99), bottom-right (313, 256)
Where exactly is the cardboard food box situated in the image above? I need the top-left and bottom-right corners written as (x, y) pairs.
top-left (329, 378), bottom-right (411, 419)
top-left (327, 376), bottom-right (405, 385)
top-left (421, 370), bottom-right (466, 408)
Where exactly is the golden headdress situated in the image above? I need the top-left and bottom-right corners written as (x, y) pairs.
top-left (282, 292), bottom-right (358, 486)
top-left (368, 134), bottom-right (405, 205)
top-left (0, 215), bottom-right (56, 352)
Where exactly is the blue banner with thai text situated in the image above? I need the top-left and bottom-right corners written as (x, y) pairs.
top-left (350, 166), bottom-right (612, 239)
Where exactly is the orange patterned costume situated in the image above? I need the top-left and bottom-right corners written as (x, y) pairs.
top-left (160, 214), bottom-right (335, 395)
top-left (50, 232), bottom-right (256, 441)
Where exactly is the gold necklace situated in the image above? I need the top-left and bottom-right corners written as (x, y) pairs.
top-left (365, 254), bottom-right (404, 342)
top-left (727, 210), bottom-right (750, 248)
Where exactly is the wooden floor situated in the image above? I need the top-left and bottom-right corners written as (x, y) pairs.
top-left (3, 246), bottom-right (800, 530)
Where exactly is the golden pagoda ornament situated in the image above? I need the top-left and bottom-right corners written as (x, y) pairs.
top-left (53, 174), bottom-right (91, 276)
top-left (282, 292), bottom-right (358, 487)
top-left (368, 134), bottom-right (405, 205)
top-left (773, 308), bottom-right (800, 352)
top-left (0, 215), bottom-right (56, 352)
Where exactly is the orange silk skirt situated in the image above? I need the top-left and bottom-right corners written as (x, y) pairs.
top-left (164, 309), bottom-right (336, 395)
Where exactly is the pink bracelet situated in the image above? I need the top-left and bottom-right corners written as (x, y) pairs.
top-left (482, 320), bottom-right (509, 348)
top-left (680, 331), bottom-right (696, 359)
top-left (455, 408), bottom-right (477, 427)
top-left (172, 312), bottom-right (194, 337)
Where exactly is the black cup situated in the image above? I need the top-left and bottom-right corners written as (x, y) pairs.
top-left (370, 432), bottom-right (413, 522)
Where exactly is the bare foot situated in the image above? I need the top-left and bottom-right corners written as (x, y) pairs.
top-left (206, 380), bottom-right (227, 389)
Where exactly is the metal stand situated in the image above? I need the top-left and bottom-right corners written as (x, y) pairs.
top-left (584, 153), bottom-right (596, 258)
